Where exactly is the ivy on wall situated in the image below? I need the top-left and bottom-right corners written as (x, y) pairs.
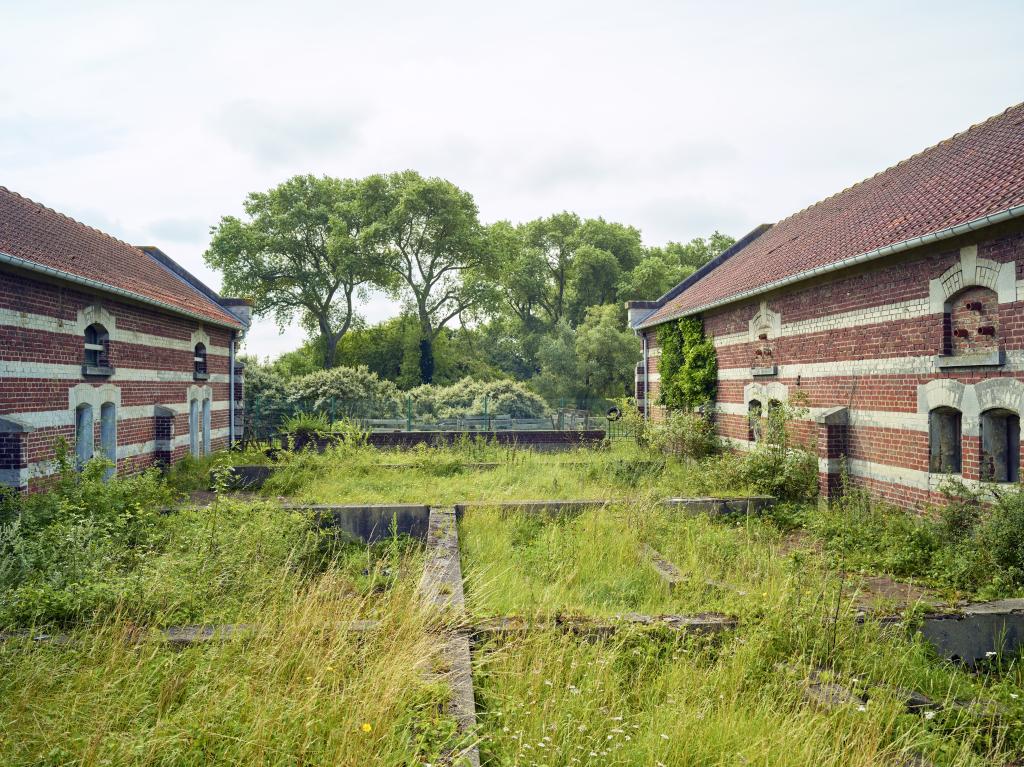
top-left (656, 317), bottom-right (717, 410)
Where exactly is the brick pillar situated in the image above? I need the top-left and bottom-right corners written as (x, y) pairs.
top-left (233, 362), bottom-right (246, 441)
top-left (816, 406), bottom-right (849, 501)
top-left (0, 416), bottom-right (33, 492)
top-left (153, 406), bottom-right (174, 468)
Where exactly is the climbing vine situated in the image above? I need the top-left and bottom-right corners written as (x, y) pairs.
top-left (656, 317), bottom-right (717, 410)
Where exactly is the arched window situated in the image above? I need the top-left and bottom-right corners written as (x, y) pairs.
top-left (202, 398), bottom-right (211, 455)
top-left (928, 407), bottom-right (962, 474)
top-left (100, 402), bottom-right (117, 479)
top-left (980, 408), bottom-right (1020, 483)
top-left (189, 399), bottom-right (200, 457)
top-left (75, 403), bottom-right (94, 468)
top-left (83, 323), bottom-right (110, 370)
top-left (747, 399), bottom-right (762, 442)
top-left (194, 343), bottom-right (208, 379)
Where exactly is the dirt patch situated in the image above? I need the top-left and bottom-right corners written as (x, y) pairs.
top-left (849, 574), bottom-right (944, 612)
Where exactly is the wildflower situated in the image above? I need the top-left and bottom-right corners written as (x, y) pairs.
top-left (1012, 694), bottom-right (1019, 699)
top-left (660, 733), bottom-right (670, 740)
top-left (986, 651), bottom-right (997, 657)
top-left (360, 722), bottom-right (373, 733)
top-left (923, 711), bottom-right (936, 720)
top-left (856, 705), bottom-right (867, 712)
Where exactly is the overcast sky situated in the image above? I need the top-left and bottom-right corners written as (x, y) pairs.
top-left (2, 0), bottom-right (1022, 359)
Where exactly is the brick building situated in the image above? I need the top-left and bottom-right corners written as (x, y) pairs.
top-left (0, 187), bottom-right (250, 492)
top-left (628, 104), bottom-right (1024, 508)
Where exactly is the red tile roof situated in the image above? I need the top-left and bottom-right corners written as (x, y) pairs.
top-left (640, 102), bottom-right (1024, 327)
top-left (0, 187), bottom-right (242, 328)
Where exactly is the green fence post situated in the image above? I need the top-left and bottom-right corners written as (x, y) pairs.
top-left (558, 398), bottom-right (564, 430)
top-left (484, 393), bottom-right (490, 431)
top-left (406, 395), bottom-right (413, 432)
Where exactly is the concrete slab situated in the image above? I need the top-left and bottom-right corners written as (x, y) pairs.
top-left (471, 612), bottom-right (737, 642)
top-left (453, 499), bottom-right (611, 517)
top-left (640, 544), bottom-right (684, 590)
top-left (663, 496), bottom-right (776, 515)
top-left (222, 464), bottom-right (276, 490)
top-left (920, 598), bottom-right (1024, 667)
top-left (418, 507), bottom-right (480, 767)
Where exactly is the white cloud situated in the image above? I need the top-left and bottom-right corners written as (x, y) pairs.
top-left (1, 0), bottom-right (1022, 359)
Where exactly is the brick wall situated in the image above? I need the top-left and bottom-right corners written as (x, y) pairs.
top-left (0, 269), bottom-right (240, 490)
top-left (638, 225), bottom-right (1024, 509)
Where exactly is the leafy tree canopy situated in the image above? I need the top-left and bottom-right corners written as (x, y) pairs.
top-left (204, 175), bottom-right (394, 369)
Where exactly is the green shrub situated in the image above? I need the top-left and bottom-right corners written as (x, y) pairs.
top-left (649, 409), bottom-right (720, 459)
top-left (289, 365), bottom-right (402, 419)
top-left (409, 377), bottom-right (550, 420)
top-left (729, 397), bottom-right (818, 503)
top-left (0, 450), bottom-right (177, 628)
top-left (283, 412), bottom-right (332, 440)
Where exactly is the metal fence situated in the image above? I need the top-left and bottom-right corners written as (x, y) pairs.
top-left (240, 394), bottom-right (637, 444)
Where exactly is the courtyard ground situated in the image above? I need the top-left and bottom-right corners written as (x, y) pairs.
top-left (1, 441), bottom-right (1023, 765)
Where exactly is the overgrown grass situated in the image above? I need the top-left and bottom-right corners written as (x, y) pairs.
top-left (8, 439), bottom-right (1024, 765)
top-left (808, 480), bottom-right (1024, 601)
top-left (0, 461), bottom-right (420, 630)
top-left (461, 506), bottom-right (677, 617)
top-left (465, 501), bottom-right (1024, 764)
top-left (0, 577), bottom-right (464, 766)
top-left (261, 439), bottom-right (756, 504)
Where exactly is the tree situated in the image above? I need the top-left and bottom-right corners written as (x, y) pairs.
top-left (573, 304), bottom-right (640, 400)
top-left (618, 231), bottom-right (736, 303)
top-left (534, 305), bottom-right (639, 405)
top-left (205, 175), bottom-right (392, 369)
top-left (361, 171), bottom-right (497, 383)
top-left (524, 211), bottom-right (581, 325)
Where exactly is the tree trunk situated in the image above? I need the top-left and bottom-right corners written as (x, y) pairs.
top-left (322, 332), bottom-right (339, 369)
top-left (418, 336), bottom-right (434, 384)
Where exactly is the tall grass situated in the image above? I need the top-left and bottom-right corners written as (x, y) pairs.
top-left (0, 576), bottom-right (464, 766)
top-left (465, 503), bottom-right (1024, 765)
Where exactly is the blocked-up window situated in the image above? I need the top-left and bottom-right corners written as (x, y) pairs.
top-left (945, 287), bottom-right (999, 357)
top-left (100, 402), bottom-right (116, 480)
top-left (928, 407), bottom-right (962, 474)
top-left (75, 403), bottom-right (94, 468)
top-left (202, 398), bottom-right (211, 455)
top-left (980, 408), bottom-right (1021, 483)
top-left (747, 399), bottom-right (762, 442)
top-left (189, 399), bottom-right (200, 457)
top-left (84, 323), bottom-right (109, 368)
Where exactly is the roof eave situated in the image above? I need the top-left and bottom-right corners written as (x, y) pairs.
top-left (0, 250), bottom-right (244, 330)
top-left (634, 203), bottom-right (1024, 330)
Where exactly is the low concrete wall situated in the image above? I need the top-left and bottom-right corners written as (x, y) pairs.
top-left (453, 499), bottom-right (611, 517)
top-left (281, 504), bottom-right (431, 543)
top-left (222, 465), bottom-right (276, 490)
top-left (286, 430), bottom-right (606, 453)
top-left (664, 496), bottom-right (776, 515)
top-left (454, 496), bottom-right (776, 517)
top-left (920, 599), bottom-right (1024, 667)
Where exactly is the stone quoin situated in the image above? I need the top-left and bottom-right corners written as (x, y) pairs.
top-left (0, 187), bottom-right (251, 492)
top-left (629, 103), bottom-right (1024, 509)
